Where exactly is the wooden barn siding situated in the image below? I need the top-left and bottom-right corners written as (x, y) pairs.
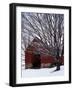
top-left (41, 55), bottom-right (54, 63)
top-left (25, 51), bottom-right (64, 68)
top-left (40, 55), bottom-right (55, 68)
top-left (25, 51), bottom-right (33, 68)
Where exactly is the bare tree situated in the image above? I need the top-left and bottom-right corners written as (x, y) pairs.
top-left (21, 12), bottom-right (64, 70)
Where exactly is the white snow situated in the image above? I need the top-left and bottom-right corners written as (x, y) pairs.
top-left (22, 66), bottom-right (64, 78)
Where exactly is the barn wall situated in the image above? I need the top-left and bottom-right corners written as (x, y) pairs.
top-left (25, 51), bottom-right (33, 69)
top-left (40, 55), bottom-right (55, 68)
top-left (25, 51), bottom-right (64, 69)
top-left (41, 55), bottom-right (55, 63)
top-left (59, 56), bottom-right (64, 64)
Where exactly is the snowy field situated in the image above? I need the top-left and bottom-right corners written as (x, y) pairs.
top-left (22, 66), bottom-right (64, 78)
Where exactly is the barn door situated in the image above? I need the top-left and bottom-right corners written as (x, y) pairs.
top-left (32, 54), bottom-right (41, 69)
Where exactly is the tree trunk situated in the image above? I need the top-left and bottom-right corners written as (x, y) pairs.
top-left (61, 46), bottom-right (64, 56)
top-left (56, 48), bottom-right (60, 71)
top-left (56, 60), bottom-right (60, 70)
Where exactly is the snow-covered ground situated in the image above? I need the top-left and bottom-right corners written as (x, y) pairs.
top-left (22, 66), bottom-right (64, 78)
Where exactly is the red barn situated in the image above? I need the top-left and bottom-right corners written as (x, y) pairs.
top-left (25, 37), bottom-right (64, 69)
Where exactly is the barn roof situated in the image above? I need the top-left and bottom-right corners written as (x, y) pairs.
top-left (25, 37), bottom-right (53, 55)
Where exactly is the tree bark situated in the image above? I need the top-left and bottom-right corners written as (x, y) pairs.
top-left (56, 60), bottom-right (60, 70)
top-left (56, 48), bottom-right (60, 71)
